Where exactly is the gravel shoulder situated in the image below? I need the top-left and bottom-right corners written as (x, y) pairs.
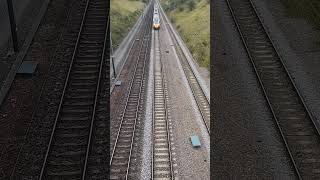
top-left (140, 28), bottom-right (154, 180)
top-left (0, 0), bottom-right (77, 178)
top-left (211, 0), bottom-right (296, 179)
top-left (251, 0), bottom-right (320, 127)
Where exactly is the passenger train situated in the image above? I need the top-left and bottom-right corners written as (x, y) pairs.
top-left (153, 4), bottom-right (160, 30)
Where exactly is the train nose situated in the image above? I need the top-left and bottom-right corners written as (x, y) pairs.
top-left (154, 24), bottom-right (160, 29)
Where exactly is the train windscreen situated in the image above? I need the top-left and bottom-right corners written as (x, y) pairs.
top-left (153, 16), bottom-right (160, 24)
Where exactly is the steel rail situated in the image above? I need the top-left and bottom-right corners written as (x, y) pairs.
top-left (151, 14), bottom-right (155, 180)
top-left (38, 0), bottom-right (92, 178)
top-left (151, 30), bottom-right (174, 180)
top-left (248, 0), bottom-right (320, 136)
top-left (225, 0), bottom-right (320, 179)
top-left (159, 6), bottom-right (210, 134)
top-left (151, 28), bottom-right (155, 180)
top-left (81, 14), bottom-right (110, 180)
top-left (109, 17), bottom-right (146, 168)
top-left (225, 1), bottom-right (301, 177)
top-left (39, 0), bottom-right (109, 178)
top-left (110, 5), bottom-right (152, 179)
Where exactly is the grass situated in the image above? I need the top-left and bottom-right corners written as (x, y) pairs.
top-left (162, 0), bottom-right (210, 70)
top-left (111, 0), bottom-right (144, 48)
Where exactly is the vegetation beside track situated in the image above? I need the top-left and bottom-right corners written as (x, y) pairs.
top-left (281, 0), bottom-right (320, 29)
top-left (111, 0), bottom-right (146, 49)
top-left (161, 0), bottom-right (210, 70)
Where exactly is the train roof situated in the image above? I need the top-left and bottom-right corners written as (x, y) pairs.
top-left (153, 15), bottom-right (160, 23)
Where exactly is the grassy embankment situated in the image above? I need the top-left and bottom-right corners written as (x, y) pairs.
top-left (162, 0), bottom-right (210, 70)
top-left (111, 0), bottom-right (145, 49)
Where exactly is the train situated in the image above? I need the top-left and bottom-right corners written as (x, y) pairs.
top-left (153, 4), bottom-right (160, 30)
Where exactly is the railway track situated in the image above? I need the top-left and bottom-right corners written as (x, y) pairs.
top-left (226, 0), bottom-right (320, 178)
top-left (109, 4), bottom-right (153, 180)
top-left (38, 0), bottom-right (109, 178)
top-left (159, 5), bottom-right (210, 134)
top-left (152, 30), bottom-right (174, 180)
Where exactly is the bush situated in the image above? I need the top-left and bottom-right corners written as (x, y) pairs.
top-left (111, 9), bottom-right (141, 46)
top-left (187, 0), bottom-right (196, 10)
top-left (164, 0), bottom-right (197, 12)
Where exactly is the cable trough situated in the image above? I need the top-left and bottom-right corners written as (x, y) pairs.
top-left (226, 0), bottom-right (320, 178)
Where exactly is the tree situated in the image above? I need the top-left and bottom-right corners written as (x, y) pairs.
top-left (187, 0), bottom-right (196, 11)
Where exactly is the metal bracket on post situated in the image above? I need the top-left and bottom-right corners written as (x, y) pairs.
top-left (6, 0), bottom-right (18, 52)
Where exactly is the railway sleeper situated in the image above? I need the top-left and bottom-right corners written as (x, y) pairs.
top-left (50, 149), bottom-right (86, 157)
top-left (46, 169), bottom-right (82, 177)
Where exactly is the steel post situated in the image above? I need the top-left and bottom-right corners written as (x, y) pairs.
top-left (6, 0), bottom-right (18, 52)
top-left (110, 31), bottom-right (116, 78)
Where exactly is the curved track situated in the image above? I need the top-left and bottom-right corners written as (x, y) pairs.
top-left (38, 0), bottom-right (109, 178)
top-left (109, 4), bottom-right (153, 180)
top-left (226, 0), bottom-right (320, 179)
top-left (152, 30), bottom-right (174, 180)
top-left (159, 5), bottom-right (210, 134)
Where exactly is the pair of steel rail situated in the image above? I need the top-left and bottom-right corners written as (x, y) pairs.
top-left (226, 0), bottom-right (320, 179)
top-left (109, 3), bottom-right (153, 180)
top-left (38, 0), bottom-right (109, 179)
top-left (151, 30), bottom-right (174, 180)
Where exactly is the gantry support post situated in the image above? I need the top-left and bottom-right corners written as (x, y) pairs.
top-left (6, 0), bottom-right (18, 52)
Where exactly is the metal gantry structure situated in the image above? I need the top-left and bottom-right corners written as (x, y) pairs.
top-left (6, 0), bottom-right (18, 52)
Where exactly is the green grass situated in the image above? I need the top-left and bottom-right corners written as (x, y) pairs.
top-left (111, 0), bottom-right (144, 48)
top-left (162, 0), bottom-right (210, 69)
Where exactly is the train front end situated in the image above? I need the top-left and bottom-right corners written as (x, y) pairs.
top-left (153, 22), bottom-right (160, 30)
